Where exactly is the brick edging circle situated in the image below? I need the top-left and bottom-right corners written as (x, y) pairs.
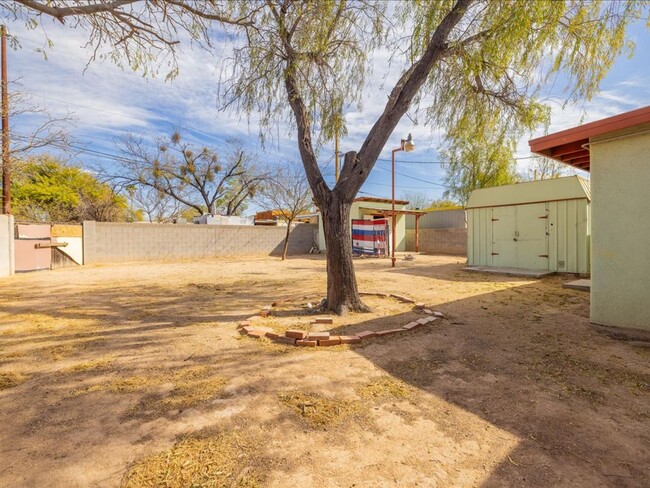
top-left (237, 293), bottom-right (445, 347)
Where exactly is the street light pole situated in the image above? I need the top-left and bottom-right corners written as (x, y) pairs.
top-left (390, 134), bottom-right (414, 268)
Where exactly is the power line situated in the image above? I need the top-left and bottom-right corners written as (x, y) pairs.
top-left (363, 180), bottom-right (450, 190)
top-left (371, 164), bottom-right (447, 188)
top-left (376, 154), bottom-right (535, 164)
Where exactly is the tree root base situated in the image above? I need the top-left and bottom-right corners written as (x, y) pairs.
top-left (320, 298), bottom-right (371, 315)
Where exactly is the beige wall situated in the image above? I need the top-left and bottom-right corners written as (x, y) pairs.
top-left (83, 222), bottom-right (317, 264)
top-left (0, 215), bottom-right (15, 278)
top-left (590, 128), bottom-right (650, 331)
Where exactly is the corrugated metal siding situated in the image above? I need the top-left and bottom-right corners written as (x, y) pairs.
top-left (405, 209), bottom-right (466, 229)
top-left (467, 199), bottom-right (589, 273)
top-left (467, 207), bottom-right (493, 267)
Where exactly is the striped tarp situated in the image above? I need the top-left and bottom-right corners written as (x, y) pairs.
top-left (352, 219), bottom-right (387, 256)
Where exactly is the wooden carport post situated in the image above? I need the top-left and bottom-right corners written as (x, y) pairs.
top-left (415, 213), bottom-right (422, 253)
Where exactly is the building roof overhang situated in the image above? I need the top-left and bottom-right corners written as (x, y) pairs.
top-left (354, 196), bottom-right (409, 206)
top-left (359, 207), bottom-right (427, 216)
top-left (528, 105), bottom-right (650, 172)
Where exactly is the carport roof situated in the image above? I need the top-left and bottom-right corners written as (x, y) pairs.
top-left (528, 105), bottom-right (650, 172)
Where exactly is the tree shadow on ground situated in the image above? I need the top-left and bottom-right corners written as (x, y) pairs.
top-left (345, 281), bottom-right (649, 487)
top-left (1, 256), bottom-right (648, 487)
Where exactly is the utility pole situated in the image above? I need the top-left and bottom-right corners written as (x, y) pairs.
top-left (1, 25), bottom-right (9, 215)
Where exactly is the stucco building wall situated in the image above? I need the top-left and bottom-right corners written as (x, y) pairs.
top-left (590, 128), bottom-right (650, 331)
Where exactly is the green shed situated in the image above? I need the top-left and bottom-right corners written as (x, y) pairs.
top-left (466, 176), bottom-right (591, 274)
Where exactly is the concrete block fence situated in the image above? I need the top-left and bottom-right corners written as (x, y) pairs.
top-left (82, 221), bottom-right (318, 264)
top-left (405, 228), bottom-right (467, 256)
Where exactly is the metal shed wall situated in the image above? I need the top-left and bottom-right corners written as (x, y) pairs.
top-left (466, 177), bottom-right (590, 273)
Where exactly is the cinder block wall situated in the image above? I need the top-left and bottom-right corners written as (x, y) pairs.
top-left (0, 214), bottom-right (15, 277)
top-left (406, 228), bottom-right (467, 255)
top-left (83, 222), bottom-right (317, 264)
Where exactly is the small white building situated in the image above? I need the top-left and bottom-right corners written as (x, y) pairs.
top-left (317, 197), bottom-right (409, 252)
top-left (466, 176), bottom-right (591, 274)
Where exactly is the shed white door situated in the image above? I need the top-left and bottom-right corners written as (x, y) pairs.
top-left (491, 203), bottom-right (549, 270)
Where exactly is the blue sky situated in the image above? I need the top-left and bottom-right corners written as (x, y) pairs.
top-left (4, 14), bottom-right (650, 213)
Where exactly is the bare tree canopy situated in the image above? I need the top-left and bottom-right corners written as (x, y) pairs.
top-left (108, 133), bottom-right (265, 216)
top-left (7, 80), bottom-right (73, 158)
top-left (256, 162), bottom-right (313, 260)
top-left (125, 184), bottom-right (181, 223)
top-left (519, 156), bottom-right (574, 182)
top-left (7, 0), bottom-right (646, 313)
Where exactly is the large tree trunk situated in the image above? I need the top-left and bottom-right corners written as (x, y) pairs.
top-left (320, 195), bottom-right (369, 314)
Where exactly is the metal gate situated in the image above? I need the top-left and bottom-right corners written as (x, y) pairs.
top-left (352, 219), bottom-right (388, 256)
top-left (14, 224), bottom-right (52, 272)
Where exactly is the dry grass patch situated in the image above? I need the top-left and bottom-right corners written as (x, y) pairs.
top-left (121, 430), bottom-right (266, 488)
top-left (278, 391), bottom-right (362, 429)
top-left (61, 357), bottom-right (114, 373)
top-left (0, 372), bottom-right (27, 390)
top-left (357, 376), bottom-right (412, 402)
top-left (74, 365), bottom-right (227, 415)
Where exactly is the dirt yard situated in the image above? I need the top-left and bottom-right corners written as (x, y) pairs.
top-left (0, 254), bottom-right (648, 487)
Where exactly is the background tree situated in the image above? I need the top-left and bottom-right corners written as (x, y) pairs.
top-left (519, 156), bottom-right (574, 182)
top-left (400, 192), bottom-right (461, 210)
top-left (442, 136), bottom-right (517, 206)
top-left (9, 0), bottom-right (645, 313)
top-left (400, 191), bottom-right (431, 211)
top-left (13, 154), bottom-right (128, 222)
top-left (126, 184), bottom-right (181, 223)
top-left (429, 199), bottom-right (461, 210)
top-left (108, 133), bottom-right (266, 217)
top-left (256, 163), bottom-right (313, 260)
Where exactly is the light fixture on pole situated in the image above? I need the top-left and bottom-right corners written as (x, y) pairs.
top-left (391, 133), bottom-right (415, 267)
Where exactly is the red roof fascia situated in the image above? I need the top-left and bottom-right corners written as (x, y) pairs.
top-left (528, 105), bottom-right (650, 172)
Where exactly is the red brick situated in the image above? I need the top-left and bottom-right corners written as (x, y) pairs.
top-left (237, 321), bottom-right (251, 329)
top-left (356, 331), bottom-right (376, 340)
top-left (318, 337), bottom-right (341, 346)
top-left (375, 328), bottom-right (404, 337)
top-left (402, 321), bottom-right (421, 331)
top-left (312, 317), bottom-right (333, 324)
top-left (391, 294), bottom-right (415, 304)
top-left (286, 330), bottom-right (308, 339)
top-left (275, 336), bottom-right (296, 345)
top-left (339, 335), bottom-right (361, 344)
top-left (296, 339), bottom-right (317, 347)
top-left (415, 303), bottom-right (426, 309)
top-left (307, 332), bottom-right (330, 340)
top-left (247, 329), bottom-right (267, 338)
top-left (265, 331), bottom-right (279, 340)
